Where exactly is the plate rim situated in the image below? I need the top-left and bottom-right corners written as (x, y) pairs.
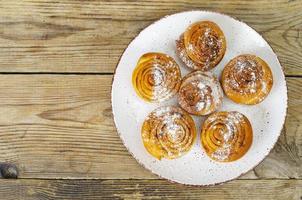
top-left (111, 10), bottom-right (288, 186)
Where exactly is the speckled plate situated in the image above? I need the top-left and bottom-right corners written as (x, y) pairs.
top-left (111, 11), bottom-right (287, 185)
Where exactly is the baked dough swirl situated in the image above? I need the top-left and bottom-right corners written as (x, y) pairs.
top-left (201, 111), bottom-right (253, 162)
top-left (222, 54), bottom-right (273, 105)
top-left (132, 52), bottom-right (181, 102)
top-left (142, 106), bottom-right (197, 160)
top-left (178, 71), bottom-right (223, 115)
top-left (176, 21), bottom-right (226, 71)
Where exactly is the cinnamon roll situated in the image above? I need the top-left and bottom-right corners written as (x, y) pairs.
top-left (176, 21), bottom-right (226, 71)
top-left (222, 54), bottom-right (273, 105)
top-left (132, 52), bottom-right (181, 102)
top-left (142, 106), bottom-right (197, 160)
top-left (178, 71), bottom-right (223, 115)
top-left (201, 111), bottom-right (253, 162)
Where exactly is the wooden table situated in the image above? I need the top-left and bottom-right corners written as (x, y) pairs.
top-left (0, 0), bottom-right (301, 199)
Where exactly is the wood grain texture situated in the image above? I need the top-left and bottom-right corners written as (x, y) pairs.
top-left (0, 179), bottom-right (300, 200)
top-left (0, 75), bottom-right (299, 179)
top-left (0, 1), bottom-right (300, 198)
top-left (0, 0), bottom-right (301, 74)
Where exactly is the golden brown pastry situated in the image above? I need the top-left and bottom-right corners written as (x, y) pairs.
top-left (142, 106), bottom-right (197, 160)
top-left (132, 52), bottom-right (181, 102)
top-left (176, 21), bottom-right (226, 71)
top-left (178, 71), bottom-right (223, 115)
top-left (201, 111), bottom-right (253, 162)
top-left (221, 54), bottom-right (273, 105)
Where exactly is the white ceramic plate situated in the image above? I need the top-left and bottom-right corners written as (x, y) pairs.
top-left (111, 11), bottom-right (287, 185)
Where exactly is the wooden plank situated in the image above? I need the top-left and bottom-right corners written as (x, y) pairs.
top-left (0, 0), bottom-right (301, 74)
top-left (0, 75), bottom-right (300, 179)
top-left (0, 179), bottom-right (300, 200)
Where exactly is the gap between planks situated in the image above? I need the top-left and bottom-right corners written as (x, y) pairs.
top-left (0, 73), bottom-right (300, 78)
top-left (4, 177), bottom-right (301, 180)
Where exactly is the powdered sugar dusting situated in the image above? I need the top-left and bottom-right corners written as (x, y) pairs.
top-left (152, 67), bottom-right (164, 86)
top-left (204, 28), bottom-right (211, 37)
top-left (212, 144), bottom-right (231, 161)
top-left (225, 57), bottom-right (264, 95)
top-left (154, 107), bottom-right (182, 139)
top-left (152, 66), bottom-right (165, 99)
top-left (197, 82), bottom-right (206, 90)
top-left (210, 112), bottom-right (245, 161)
top-left (261, 80), bottom-right (267, 92)
top-left (154, 106), bottom-right (172, 117)
top-left (153, 107), bottom-right (185, 147)
top-left (196, 101), bottom-right (205, 111)
top-left (147, 55), bottom-right (180, 102)
top-left (179, 71), bottom-right (223, 115)
top-left (188, 44), bottom-right (194, 51)
top-left (198, 72), bottom-right (223, 110)
top-left (224, 124), bottom-right (234, 142)
top-left (178, 48), bottom-right (199, 70)
top-left (166, 123), bottom-right (182, 141)
top-left (176, 26), bottom-right (224, 71)
top-left (153, 107), bottom-right (180, 139)
top-left (176, 35), bottom-right (215, 71)
top-left (176, 38), bottom-right (200, 70)
top-left (236, 59), bottom-right (256, 71)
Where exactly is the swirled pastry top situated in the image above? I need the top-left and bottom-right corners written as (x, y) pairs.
top-left (201, 111), bottom-right (253, 162)
top-left (176, 21), bottom-right (226, 71)
top-left (142, 106), bottom-right (197, 160)
top-left (132, 52), bottom-right (181, 102)
top-left (222, 54), bottom-right (273, 105)
top-left (178, 71), bottom-right (223, 115)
